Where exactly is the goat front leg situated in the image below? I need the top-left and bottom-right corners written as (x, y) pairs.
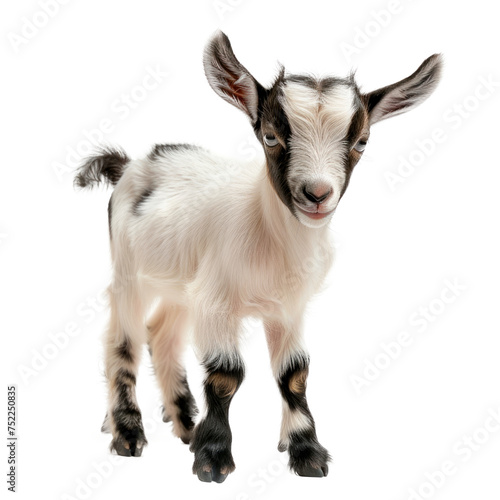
top-left (190, 313), bottom-right (244, 483)
top-left (265, 320), bottom-right (330, 477)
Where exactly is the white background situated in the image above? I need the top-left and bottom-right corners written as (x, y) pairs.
top-left (2, 1), bottom-right (500, 499)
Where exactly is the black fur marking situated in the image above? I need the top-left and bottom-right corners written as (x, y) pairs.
top-left (320, 76), bottom-right (354, 92)
top-left (255, 73), bottom-right (295, 214)
top-left (285, 74), bottom-right (321, 89)
top-left (339, 95), bottom-right (368, 200)
top-left (203, 355), bottom-right (245, 386)
top-left (111, 406), bottom-right (147, 457)
top-left (277, 353), bottom-right (311, 412)
top-left (174, 376), bottom-right (199, 443)
top-left (115, 338), bottom-right (134, 364)
top-left (276, 353), bottom-right (330, 476)
top-left (107, 195), bottom-right (113, 239)
top-left (285, 74), bottom-right (352, 94)
top-left (74, 146), bottom-right (129, 189)
top-left (132, 187), bottom-right (153, 215)
top-left (148, 143), bottom-right (201, 161)
top-left (346, 96), bottom-right (368, 146)
top-left (115, 380), bottom-right (137, 410)
top-left (116, 368), bottom-right (136, 386)
top-left (110, 368), bottom-right (147, 457)
top-left (190, 354), bottom-right (245, 482)
top-left (176, 391), bottom-right (197, 430)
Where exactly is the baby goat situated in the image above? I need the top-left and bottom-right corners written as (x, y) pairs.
top-left (75, 31), bottom-right (442, 482)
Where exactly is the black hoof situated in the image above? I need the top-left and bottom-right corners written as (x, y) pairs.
top-left (195, 466), bottom-right (229, 483)
top-left (196, 469), bottom-right (213, 483)
top-left (191, 443), bottom-right (235, 483)
top-left (110, 427), bottom-right (147, 458)
top-left (295, 463), bottom-right (329, 477)
top-left (161, 404), bottom-right (195, 445)
top-left (110, 436), bottom-right (146, 457)
top-left (288, 431), bottom-right (331, 479)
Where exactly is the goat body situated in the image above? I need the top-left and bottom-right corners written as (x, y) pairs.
top-left (76, 31), bottom-right (442, 482)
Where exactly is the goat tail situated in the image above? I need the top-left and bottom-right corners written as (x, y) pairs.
top-left (74, 146), bottom-right (130, 189)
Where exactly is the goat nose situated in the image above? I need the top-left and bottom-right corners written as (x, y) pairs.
top-left (302, 184), bottom-right (333, 204)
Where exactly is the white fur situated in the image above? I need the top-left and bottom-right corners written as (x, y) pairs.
top-left (109, 147), bottom-right (334, 366)
top-left (105, 149), bottom-right (332, 443)
top-left (281, 81), bottom-right (355, 228)
top-left (279, 404), bottom-right (313, 449)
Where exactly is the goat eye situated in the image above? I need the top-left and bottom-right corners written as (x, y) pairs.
top-left (354, 139), bottom-right (367, 153)
top-left (264, 134), bottom-right (279, 147)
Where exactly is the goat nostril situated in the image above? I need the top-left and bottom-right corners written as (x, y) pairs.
top-left (302, 186), bottom-right (332, 204)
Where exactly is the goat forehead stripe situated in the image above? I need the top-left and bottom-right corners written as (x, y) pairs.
top-left (280, 81), bottom-right (355, 142)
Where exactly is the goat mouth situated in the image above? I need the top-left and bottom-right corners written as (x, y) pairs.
top-left (293, 202), bottom-right (334, 220)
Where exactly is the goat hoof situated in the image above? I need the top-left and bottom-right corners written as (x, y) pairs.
top-left (101, 413), bottom-right (111, 433)
top-left (110, 430), bottom-right (147, 457)
top-left (196, 469), bottom-right (213, 482)
top-left (277, 441), bottom-right (288, 452)
top-left (295, 464), bottom-right (328, 477)
top-left (191, 444), bottom-right (235, 483)
top-left (193, 461), bottom-right (232, 483)
top-left (288, 438), bottom-right (330, 478)
top-left (195, 466), bottom-right (229, 483)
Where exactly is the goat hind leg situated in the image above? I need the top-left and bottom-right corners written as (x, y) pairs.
top-left (103, 284), bottom-right (148, 457)
top-left (148, 302), bottom-right (198, 444)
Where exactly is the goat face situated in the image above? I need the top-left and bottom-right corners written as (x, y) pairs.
top-left (204, 31), bottom-right (442, 228)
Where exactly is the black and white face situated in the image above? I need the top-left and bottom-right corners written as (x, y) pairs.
top-left (204, 31), bottom-right (442, 228)
top-left (255, 75), bottom-right (369, 228)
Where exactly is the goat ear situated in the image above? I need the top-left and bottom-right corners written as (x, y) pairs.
top-left (364, 54), bottom-right (443, 125)
top-left (203, 30), bottom-right (263, 124)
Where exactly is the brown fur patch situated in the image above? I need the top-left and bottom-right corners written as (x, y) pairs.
top-left (289, 368), bottom-right (308, 394)
top-left (207, 372), bottom-right (239, 398)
